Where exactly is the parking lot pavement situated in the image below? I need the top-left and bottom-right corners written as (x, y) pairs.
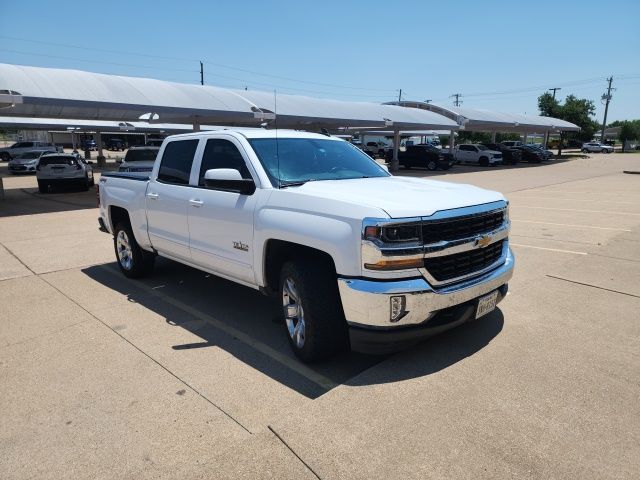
top-left (1, 153), bottom-right (639, 479)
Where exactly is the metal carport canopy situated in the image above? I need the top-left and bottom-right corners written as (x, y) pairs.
top-left (0, 63), bottom-right (458, 131)
top-left (0, 116), bottom-right (227, 134)
top-left (386, 101), bottom-right (580, 132)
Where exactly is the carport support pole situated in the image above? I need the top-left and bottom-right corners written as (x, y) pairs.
top-left (543, 131), bottom-right (549, 149)
top-left (193, 120), bottom-right (201, 132)
top-left (391, 129), bottom-right (400, 172)
top-left (491, 131), bottom-right (497, 142)
top-left (449, 129), bottom-right (454, 151)
top-left (96, 133), bottom-right (105, 167)
top-left (523, 132), bottom-right (528, 144)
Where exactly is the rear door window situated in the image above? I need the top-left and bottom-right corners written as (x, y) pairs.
top-left (157, 140), bottom-right (199, 185)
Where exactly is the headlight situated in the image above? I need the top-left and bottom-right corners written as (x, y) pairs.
top-left (364, 223), bottom-right (421, 246)
top-left (362, 220), bottom-right (424, 271)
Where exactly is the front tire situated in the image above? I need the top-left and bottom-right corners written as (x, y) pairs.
top-left (113, 222), bottom-right (155, 278)
top-left (279, 258), bottom-right (348, 362)
top-left (426, 159), bottom-right (438, 171)
top-left (479, 157), bottom-right (489, 167)
top-left (0, 152), bottom-right (10, 162)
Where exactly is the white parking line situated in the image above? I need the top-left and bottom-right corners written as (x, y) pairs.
top-left (512, 205), bottom-right (640, 216)
top-left (511, 220), bottom-right (631, 232)
top-left (510, 243), bottom-right (588, 255)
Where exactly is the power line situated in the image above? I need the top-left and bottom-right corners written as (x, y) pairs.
top-left (0, 35), bottom-right (395, 93)
top-left (0, 48), bottom-right (393, 99)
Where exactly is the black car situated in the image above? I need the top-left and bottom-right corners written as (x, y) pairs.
top-left (388, 144), bottom-right (455, 171)
top-left (512, 145), bottom-right (543, 163)
top-left (81, 139), bottom-right (97, 151)
top-left (105, 138), bottom-right (126, 151)
top-left (483, 143), bottom-right (521, 165)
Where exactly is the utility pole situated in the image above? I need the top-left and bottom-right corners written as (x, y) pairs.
top-left (600, 76), bottom-right (614, 143)
top-left (398, 89), bottom-right (402, 102)
top-left (424, 99), bottom-right (432, 104)
top-left (200, 61), bottom-right (204, 86)
top-left (450, 93), bottom-right (462, 107)
top-left (548, 87), bottom-right (561, 100)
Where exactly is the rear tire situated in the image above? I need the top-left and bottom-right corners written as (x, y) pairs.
top-left (113, 222), bottom-right (155, 279)
top-left (37, 180), bottom-right (47, 193)
top-left (279, 258), bottom-right (348, 362)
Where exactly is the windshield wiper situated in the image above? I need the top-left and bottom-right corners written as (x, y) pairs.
top-left (279, 179), bottom-right (316, 188)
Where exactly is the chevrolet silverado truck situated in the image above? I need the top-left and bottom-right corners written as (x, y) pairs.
top-left (98, 129), bottom-right (514, 361)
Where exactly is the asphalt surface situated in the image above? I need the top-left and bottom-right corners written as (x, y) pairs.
top-left (1, 153), bottom-right (639, 479)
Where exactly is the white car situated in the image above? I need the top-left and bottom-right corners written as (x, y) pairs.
top-left (455, 144), bottom-right (503, 166)
top-left (98, 129), bottom-right (514, 361)
top-left (8, 149), bottom-right (57, 174)
top-left (582, 142), bottom-right (614, 153)
top-left (36, 153), bottom-right (94, 192)
top-left (0, 141), bottom-right (60, 161)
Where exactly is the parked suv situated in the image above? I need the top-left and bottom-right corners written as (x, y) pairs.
top-left (390, 144), bottom-right (455, 170)
top-left (8, 149), bottom-right (56, 174)
top-left (105, 138), bottom-right (126, 151)
top-left (483, 143), bottom-right (521, 165)
top-left (0, 141), bottom-right (60, 161)
top-left (582, 142), bottom-right (614, 153)
top-left (36, 154), bottom-right (94, 192)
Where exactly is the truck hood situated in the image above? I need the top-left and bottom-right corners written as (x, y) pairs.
top-left (291, 176), bottom-right (505, 218)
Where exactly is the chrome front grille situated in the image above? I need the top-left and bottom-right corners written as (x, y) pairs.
top-left (423, 240), bottom-right (505, 282)
top-left (421, 209), bottom-right (504, 244)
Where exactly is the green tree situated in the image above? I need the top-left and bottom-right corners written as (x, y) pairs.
top-left (538, 93), bottom-right (598, 156)
top-left (618, 121), bottom-right (640, 152)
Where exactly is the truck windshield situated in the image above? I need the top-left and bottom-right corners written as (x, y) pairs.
top-left (248, 138), bottom-right (389, 187)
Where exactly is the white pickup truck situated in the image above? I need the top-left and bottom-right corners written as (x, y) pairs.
top-left (454, 144), bottom-right (503, 166)
top-left (98, 129), bottom-right (514, 361)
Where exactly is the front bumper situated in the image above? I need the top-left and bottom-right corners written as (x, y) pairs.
top-left (349, 284), bottom-right (508, 354)
top-left (338, 247), bottom-right (514, 352)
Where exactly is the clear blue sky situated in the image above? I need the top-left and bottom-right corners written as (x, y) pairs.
top-left (0, 0), bottom-right (638, 122)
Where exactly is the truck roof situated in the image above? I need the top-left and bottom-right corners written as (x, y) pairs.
top-left (165, 128), bottom-right (342, 141)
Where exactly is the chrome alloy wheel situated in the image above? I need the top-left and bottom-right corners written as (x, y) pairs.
top-left (116, 230), bottom-right (133, 271)
top-left (282, 277), bottom-right (305, 348)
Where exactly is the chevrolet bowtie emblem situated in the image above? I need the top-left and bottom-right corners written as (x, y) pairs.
top-left (475, 235), bottom-right (492, 248)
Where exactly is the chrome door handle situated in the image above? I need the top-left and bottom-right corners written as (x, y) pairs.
top-left (146, 192), bottom-right (159, 199)
top-left (189, 199), bottom-right (204, 207)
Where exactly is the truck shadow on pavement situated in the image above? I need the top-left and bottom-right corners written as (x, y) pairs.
top-left (82, 258), bottom-right (503, 399)
top-left (0, 186), bottom-right (98, 218)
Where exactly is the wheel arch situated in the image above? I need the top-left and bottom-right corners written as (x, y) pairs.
top-left (262, 239), bottom-right (337, 296)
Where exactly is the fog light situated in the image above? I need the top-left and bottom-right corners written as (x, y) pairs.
top-left (390, 296), bottom-right (406, 323)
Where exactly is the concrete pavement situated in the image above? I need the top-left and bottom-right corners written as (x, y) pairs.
top-left (1, 153), bottom-right (639, 479)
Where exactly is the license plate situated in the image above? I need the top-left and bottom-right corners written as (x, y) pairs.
top-left (475, 291), bottom-right (499, 319)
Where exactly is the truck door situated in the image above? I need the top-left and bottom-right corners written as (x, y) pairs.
top-left (145, 138), bottom-right (200, 262)
top-left (458, 145), bottom-right (472, 162)
top-left (186, 137), bottom-right (258, 284)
